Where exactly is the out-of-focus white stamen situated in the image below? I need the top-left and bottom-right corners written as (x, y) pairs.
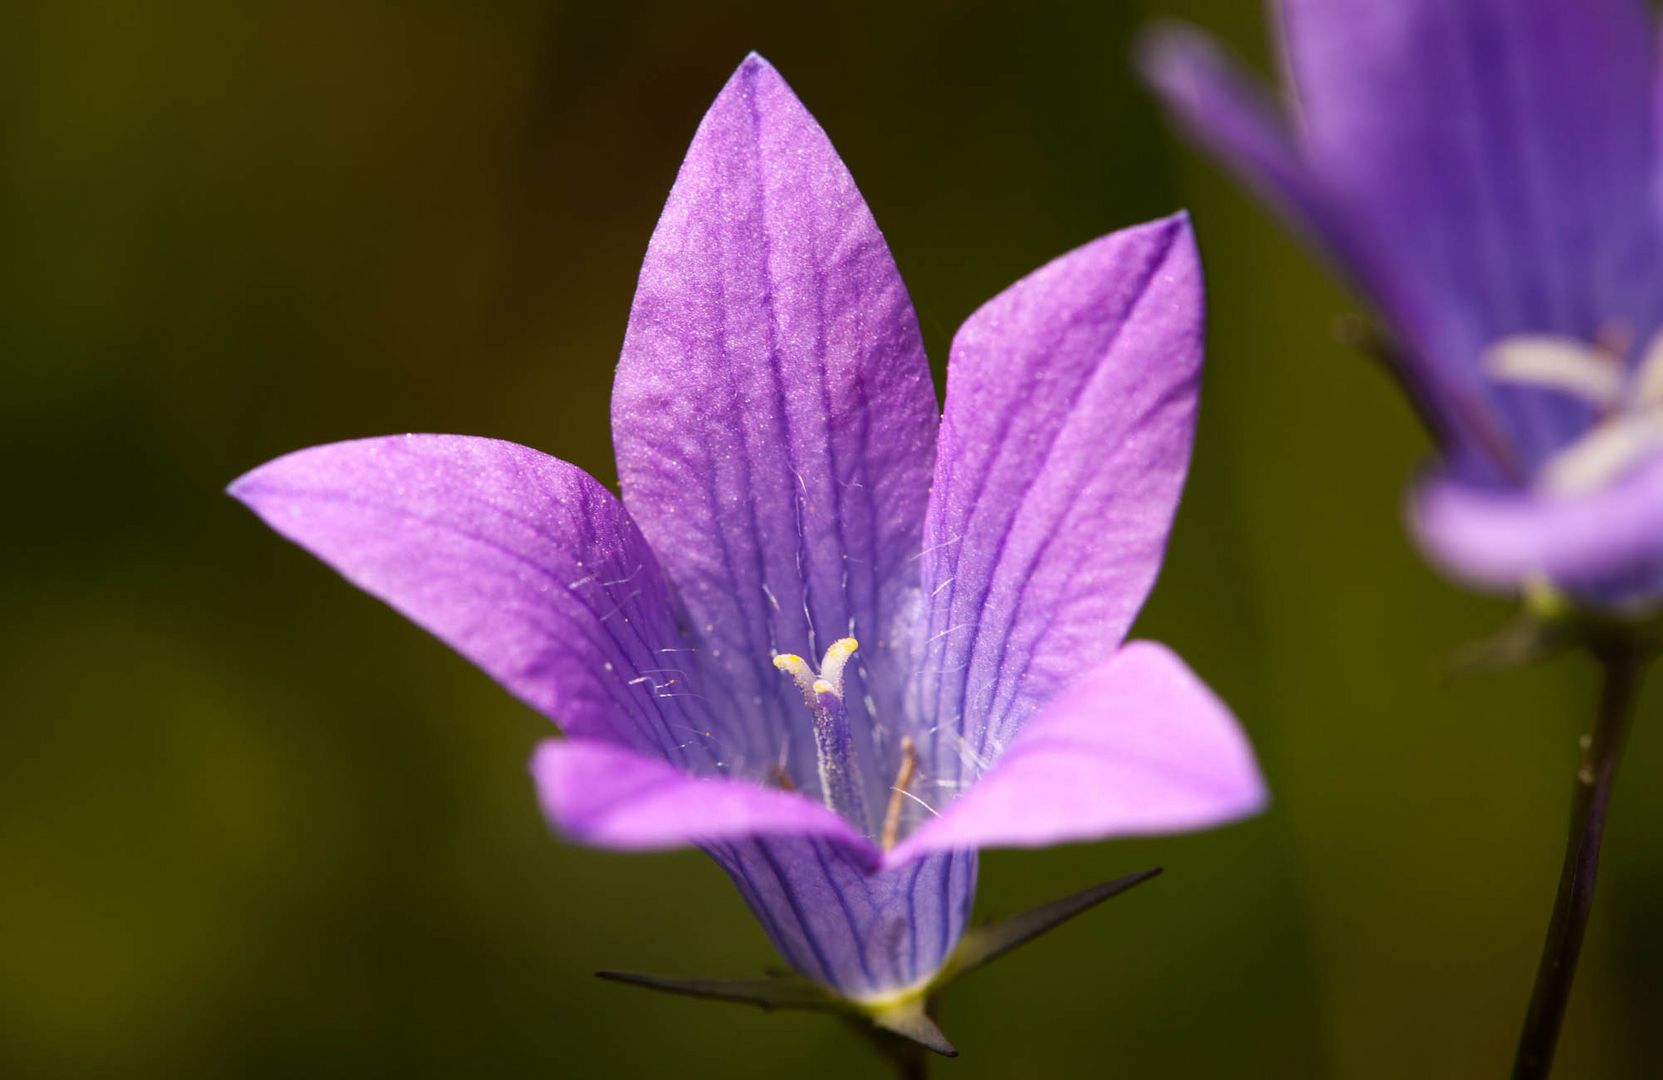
top-left (1630, 331), bottom-right (1663, 410)
top-left (1540, 411), bottom-right (1663, 494)
top-left (1482, 330), bottom-right (1663, 496)
top-left (1484, 335), bottom-right (1626, 410)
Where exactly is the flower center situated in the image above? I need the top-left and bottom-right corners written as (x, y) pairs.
top-left (772, 638), bottom-right (922, 848)
top-left (773, 638), bottom-right (868, 830)
top-left (1485, 331), bottom-right (1663, 494)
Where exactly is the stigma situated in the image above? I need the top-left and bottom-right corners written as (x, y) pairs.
top-left (773, 638), bottom-right (868, 829)
top-left (774, 637), bottom-right (858, 699)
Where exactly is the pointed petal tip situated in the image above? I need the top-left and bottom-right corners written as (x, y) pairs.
top-left (1134, 18), bottom-right (1219, 86)
top-left (997, 209), bottom-right (1197, 313)
top-left (1086, 209), bottom-right (1196, 269)
top-left (224, 471), bottom-right (254, 503)
top-left (225, 452), bottom-right (289, 506)
top-left (226, 436), bottom-right (418, 508)
top-left (1135, 20), bottom-right (1267, 131)
top-left (726, 50), bottom-right (784, 94)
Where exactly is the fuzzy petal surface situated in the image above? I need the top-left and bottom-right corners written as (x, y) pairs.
top-left (230, 435), bottom-right (719, 765)
top-left (914, 216), bottom-right (1202, 800)
top-left (612, 54), bottom-right (938, 792)
top-left (892, 642), bottom-right (1264, 862)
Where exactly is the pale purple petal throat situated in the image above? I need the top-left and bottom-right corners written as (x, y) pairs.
top-left (231, 54), bottom-right (1265, 1003)
top-left (1143, 0), bottom-right (1663, 607)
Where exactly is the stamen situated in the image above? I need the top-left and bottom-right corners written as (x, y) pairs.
top-left (1484, 335), bottom-right (1626, 410)
top-left (1631, 330), bottom-right (1663, 410)
top-left (881, 736), bottom-right (919, 852)
top-left (1539, 412), bottom-right (1663, 494)
top-left (1482, 331), bottom-right (1663, 495)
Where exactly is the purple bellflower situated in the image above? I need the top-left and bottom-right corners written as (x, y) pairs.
top-left (231, 55), bottom-right (1265, 1033)
top-left (1146, 11), bottom-right (1663, 1076)
top-left (1144, 0), bottom-right (1663, 609)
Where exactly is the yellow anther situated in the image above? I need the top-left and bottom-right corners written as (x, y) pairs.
top-left (812, 678), bottom-right (834, 696)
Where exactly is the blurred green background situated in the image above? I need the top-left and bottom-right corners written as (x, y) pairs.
top-left (5, 1), bottom-right (1661, 1076)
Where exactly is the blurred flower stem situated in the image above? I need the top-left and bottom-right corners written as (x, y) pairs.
top-left (1514, 648), bottom-right (1647, 1079)
top-left (869, 1034), bottom-right (927, 1080)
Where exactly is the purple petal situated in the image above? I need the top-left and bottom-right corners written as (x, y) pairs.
top-left (1278, 0), bottom-right (1661, 338)
top-left (913, 216), bottom-right (1202, 797)
top-left (1412, 456), bottom-right (1663, 598)
top-left (530, 739), bottom-right (874, 859)
top-left (1139, 22), bottom-right (1520, 479)
top-left (891, 642), bottom-right (1265, 863)
top-left (230, 435), bottom-right (724, 766)
top-left (1278, 0), bottom-right (1663, 464)
top-left (612, 54), bottom-right (939, 796)
top-left (706, 839), bottom-right (974, 999)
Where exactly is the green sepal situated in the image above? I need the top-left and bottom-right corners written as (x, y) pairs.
top-left (596, 967), bottom-right (958, 1058)
top-left (1450, 580), bottom-right (1663, 676)
top-left (936, 866), bottom-right (1162, 984)
top-left (594, 969), bottom-right (834, 1012)
top-left (864, 997), bottom-right (957, 1057)
top-left (596, 866), bottom-right (1162, 1062)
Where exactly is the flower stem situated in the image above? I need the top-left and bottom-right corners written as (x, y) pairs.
top-left (887, 1042), bottom-right (927, 1080)
top-left (1512, 650), bottom-right (1645, 1079)
top-left (854, 1023), bottom-right (929, 1079)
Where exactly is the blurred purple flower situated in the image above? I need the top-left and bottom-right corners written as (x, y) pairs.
top-left (231, 55), bottom-right (1264, 1005)
top-left (1143, 0), bottom-right (1663, 606)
